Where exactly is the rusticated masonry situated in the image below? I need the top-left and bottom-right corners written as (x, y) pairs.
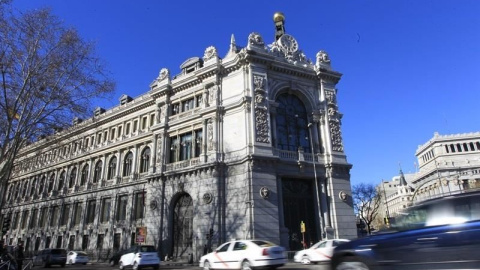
top-left (325, 90), bottom-right (344, 152)
top-left (253, 75), bottom-right (270, 143)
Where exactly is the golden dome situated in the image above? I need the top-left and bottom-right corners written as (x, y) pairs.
top-left (273, 12), bottom-right (285, 23)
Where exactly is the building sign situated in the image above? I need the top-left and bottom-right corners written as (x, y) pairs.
top-left (136, 227), bottom-right (147, 244)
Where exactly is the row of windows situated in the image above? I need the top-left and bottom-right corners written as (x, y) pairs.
top-left (9, 128), bottom-right (205, 204)
top-left (444, 141), bottom-right (480, 154)
top-left (17, 113), bottom-right (157, 174)
top-left (3, 192), bottom-right (145, 232)
top-left (7, 148), bottom-right (152, 203)
top-left (171, 94), bottom-right (203, 116)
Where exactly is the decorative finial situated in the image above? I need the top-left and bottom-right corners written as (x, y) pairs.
top-left (273, 12), bottom-right (286, 41)
top-left (230, 34), bottom-right (236, 52)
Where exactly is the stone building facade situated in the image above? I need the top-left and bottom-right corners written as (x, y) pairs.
top-left (1, 14), bottom-right (356, 261)
top-left (412, 132), bottom-right (480, 202)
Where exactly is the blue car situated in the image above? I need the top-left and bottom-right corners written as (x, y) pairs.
top-left (331, 190), bottom-right (480, 270)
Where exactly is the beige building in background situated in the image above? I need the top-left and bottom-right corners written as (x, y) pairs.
top-left (412, 132), bottom-right (480, 202)
top-left (1, 13), bottom-right (356, 261)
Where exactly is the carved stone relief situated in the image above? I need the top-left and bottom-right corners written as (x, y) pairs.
top-left (156, 134), bottom-right (163, 166)
top-left (207, 120), bottom-right (214, 151)
top-left (253, 75), bottom-right (270, 143)
top-left (248, 32), bottom-right (265, 47)
top-left (325, 90), bottom-right (344, 152)
top-left (203, 46), bottom-right (218, 62)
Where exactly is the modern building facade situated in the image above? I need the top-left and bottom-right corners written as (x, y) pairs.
top-left (412, 132), bottom-right (480, 202)
top-left (0, 13), bottom-right (356, 261)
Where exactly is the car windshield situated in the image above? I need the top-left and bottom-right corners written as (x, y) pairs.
top-left (392, 196), bottom-right (480, 231)
top-left (251, 240), bottom-right (275, 247)
top-left (51, 249), bottom-right (66, 255)
top-left (76, 252), bottom-right (88, 256)
top-left (139, 246), bottom-right (156, 252)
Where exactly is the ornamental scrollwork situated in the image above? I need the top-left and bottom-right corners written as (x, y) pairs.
top-left (157, 68), bottom-right (169, 81)
top-left (203, 46), bottom-right (218, 62)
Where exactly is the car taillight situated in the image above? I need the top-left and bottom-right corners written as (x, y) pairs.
top-left (262, 249), bottom-right (269, 256)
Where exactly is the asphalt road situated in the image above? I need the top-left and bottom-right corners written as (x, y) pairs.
top-left (42, 261), bottom-right (331, 270)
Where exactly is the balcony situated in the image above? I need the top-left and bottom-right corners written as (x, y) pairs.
top-left (165, 157), bottom-right (201, 171)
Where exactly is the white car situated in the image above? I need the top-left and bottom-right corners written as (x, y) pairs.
top-left (66, 251), bottom-right (89, 265)
top-left (294, 239), bottom-right (350, 264)
top-left (119, 245), bottom-right (160, 270)
top-left (199, 240), bottom-right (286, 270)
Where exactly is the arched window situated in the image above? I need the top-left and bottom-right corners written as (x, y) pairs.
top-left (21, 181), bottom-right (28, 198)
top-left (48, 173), bottom-right (55, 193)
top-left (275, 93), bottom-right (310, 152)
top-left (123, 152), bottom-right (133, 176)
top-left (108, 156), bottom-right (117, 180)
top-left (58, 171), bottom-right (66, 191)
top-left (14, 183), bottom-right (20, 199)
top-left (39, 176), bottom-right (46, 194)
top-left (69, 167), bottom-right (77, 188)
top-left (140, 147), bottom-right (151, 173)
top-left (29, 177), bottom-right (37, 197)
top-left (80, 164), bottom-right (89, 186)
top-left (93, 160), bottom-right (103, 183)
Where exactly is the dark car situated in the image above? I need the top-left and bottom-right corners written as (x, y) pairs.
top-left (331, 190), bottom-right (480, 270)
top-left (33, 248), bottom-right (67, 267)
top-left (109, 250), bottom-right (127, 266)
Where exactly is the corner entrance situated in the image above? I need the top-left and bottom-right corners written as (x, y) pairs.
top-left (282, 178), bottom-right (318, 250)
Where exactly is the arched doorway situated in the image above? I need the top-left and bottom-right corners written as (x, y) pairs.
top-left (171, 193), bottom-right (193, 260)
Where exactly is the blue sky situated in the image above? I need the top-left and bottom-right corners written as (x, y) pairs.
top-left (12, 0), bottom-right (480, 186)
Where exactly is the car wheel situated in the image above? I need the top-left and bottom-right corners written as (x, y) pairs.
top-left (132, 262), bottom-right (139, 270)
top-left (42, 260), bottom-right (49, 268)
top-left (68, 260), bottom-right (73, 265)
top-left (119, 262), bottom-right (124, 270)
top-left (109, 260), bottom-right (116, 267)
top-left (335, 257), bottom-right (370, 270)
top-left (301, 256), bottom-right (311, 264)
top-left (241, 260), bottom-right (252, 270)
top-left (203, 261), bottom-right (211, 270)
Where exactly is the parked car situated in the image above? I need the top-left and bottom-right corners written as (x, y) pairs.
top-left (331, 190), bottom-right (480, 270)
top-left (109, 249), bottom-right (127, 266)
top-left (199, 239), bottom-right (286, 270)
top-left (33, 248), bottom-right (67, 267)
top-left (118, 245), bottom-right (160, 270)
top-left (66, 251), bottom-right (89, 265)
top-left (294, 239), bottom-right (349, 264)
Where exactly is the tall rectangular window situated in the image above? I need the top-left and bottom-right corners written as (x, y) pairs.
top-left (133, 121), bottom-right (138, 132)
top-left (142, 117), bottom-right (147, 130)
top-left (194, 130), bottom-right (203, 157)
top-left (100, 198), bottom-right (111, 223)
top-left (97, 234), bottom-right (104, 250)
top-left (133, 192), bottom-right (145, 220)
top-left (50, 206), bottom-right (59, 227)
top-left (125, 123), bottom-right (130, 135)
top-left (12, 212), bottom-right (19, 230)
top-left (39, 207), bottom-right (48, 228)
top-left (29, 209), bottom-right (38, 230)
top-left (86, 200), bottom-right (96, 224)
top-left (116, 195), bottom-right (128, 221)
top-left (21, 210), bottom-right (29, 229)
top-left (73, 202), bottom-right (83, 225)
top-left (61, 204), bottom-right (71, 226)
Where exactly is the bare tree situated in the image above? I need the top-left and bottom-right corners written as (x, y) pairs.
top-left (352, 183), bottom-right (382, 235)
top-left (0, 4), bottom-right (115, 203)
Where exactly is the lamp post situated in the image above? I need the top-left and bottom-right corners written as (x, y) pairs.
top-left (308, 123), bottom-right (325, 240)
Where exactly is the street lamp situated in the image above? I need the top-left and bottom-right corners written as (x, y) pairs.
top-left (308, 123), bottom-right (326, 239)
